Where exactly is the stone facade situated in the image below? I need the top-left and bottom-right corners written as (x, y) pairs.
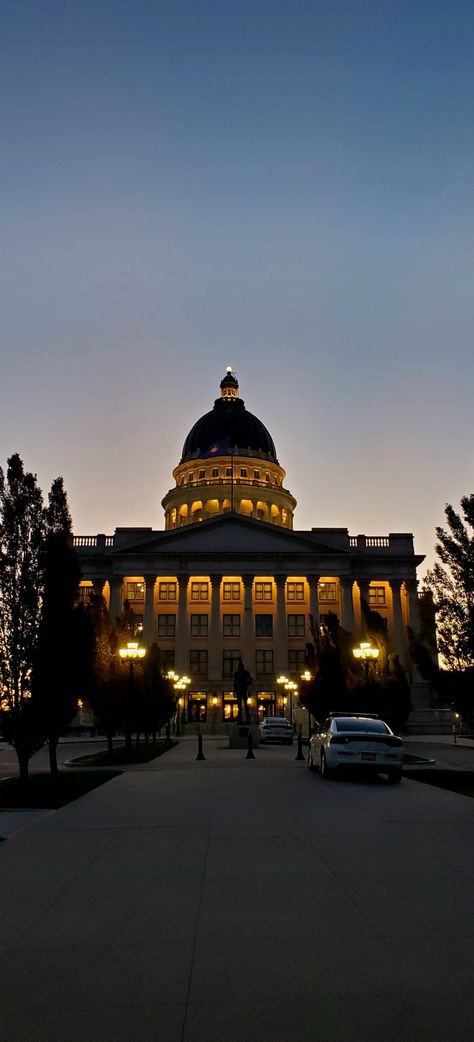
top-left (74, 372), bottom-right (425, 731)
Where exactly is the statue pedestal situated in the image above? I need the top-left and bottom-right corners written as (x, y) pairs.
top-left (228, 722), bottom-right (260, 749)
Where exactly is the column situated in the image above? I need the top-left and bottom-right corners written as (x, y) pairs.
top-left (241, 574), bottom-right (254, 671)
top-left (356, 579), bottom-right (369, 637)
top-left (175, 574), bottom-right (189, 672)
top-left (405, 578), bottom-right (420, 636)
top-left (274, 575), bottom-right (288, 673)
top-left (109, 576), bottom-right (123, 622)
top-left (91, 577), bottom-right (106, 599)
top-left (389, 579), bottom-right (406, 666)
top-left (306, 575), bottom-right (320, 643)
top-left (143, 575), bottom-right (157, 645)
top-left (340, 576), bottom-right (354, 634)
top-left (208, 574), bottom-right (222, 681)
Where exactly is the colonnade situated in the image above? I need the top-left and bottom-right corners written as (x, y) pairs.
top-left (89, 572), bottom-right (420, 671)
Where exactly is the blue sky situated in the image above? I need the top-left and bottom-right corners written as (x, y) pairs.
top-left (1, 0), bottom-right (473, 573)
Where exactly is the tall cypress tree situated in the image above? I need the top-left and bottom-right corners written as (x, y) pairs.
top-left (0, 455), bottom-right (46, 783)
top-left (32, 478), bottom-right (94, 775)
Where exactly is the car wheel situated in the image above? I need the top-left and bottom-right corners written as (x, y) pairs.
top-left (308, 747), bottom-right (315, 771)
top-left (320, 749), bottom-right (332, 779)
top-left (387, 768), bottom-right (402, 784)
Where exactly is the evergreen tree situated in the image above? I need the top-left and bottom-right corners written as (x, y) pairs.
top-left (0, 455), bottom-right (46, 783)
top-left (425, 494), bottom-right (474, 669)
top-left (32, 478), bottom-right (94, 774)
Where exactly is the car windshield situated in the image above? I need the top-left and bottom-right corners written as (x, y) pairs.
top-left (264, 718), bottom-right (288, 725)
top-left (334, 719), bottom-right (390, 734)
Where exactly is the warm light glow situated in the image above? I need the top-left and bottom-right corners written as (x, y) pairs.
top-left (119, 641), bottom-right (146, 660)
top-left (300, 670), bottom-right (312, 681)
top-left (276, 674), bottom-right (289, 685)
top-left (212, 696), bottom-right (218, 706)
top-left (77, 698), bottom-right (84, 711)
top-left (353, 642), bottom-right (379, 661)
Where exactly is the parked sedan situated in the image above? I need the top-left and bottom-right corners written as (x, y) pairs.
top-left (259, 717), bottom-right (294, 745)
top-left (308, 714), bottom-right (403, 782)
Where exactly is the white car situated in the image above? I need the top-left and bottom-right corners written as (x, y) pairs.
top-left (308, 714), bottom-right (403, 782)
top-left (259, 716), bottom-right (294, 745)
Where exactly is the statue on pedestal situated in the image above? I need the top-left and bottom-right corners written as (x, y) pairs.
top-left (233, 659), bottom-right (253, 723)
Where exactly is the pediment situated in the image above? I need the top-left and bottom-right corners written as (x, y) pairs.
top-left (114, 515), bottom-right (345, 557)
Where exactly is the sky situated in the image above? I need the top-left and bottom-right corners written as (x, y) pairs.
top-left (1, 0), bottom-right (473, 576)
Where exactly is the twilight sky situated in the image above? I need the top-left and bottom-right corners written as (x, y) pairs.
top-left (1, 0), bottom-right (473, 576)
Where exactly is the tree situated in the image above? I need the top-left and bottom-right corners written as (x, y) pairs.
top-left (86, 595), bottom-right (126, 756)
top-left (424, 494), bottom-right (474, 670)
top-left (32, 478), bottom-right (94, 775)
top-left (0, 455), bottom-right (46, 783)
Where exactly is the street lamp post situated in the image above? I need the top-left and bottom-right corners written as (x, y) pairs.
top-left (300, 670), bottom-right (314, 740)
top-left (352, 642), bottom-right (379, 686)
top-left (276, 675), bottom-right (289, 720)
top-left (119, 640), bottom-right (146, 758)
top-left (168, 672), bottom-right (190, 735)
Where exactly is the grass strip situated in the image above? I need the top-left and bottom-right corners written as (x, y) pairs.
top-left (0, 769), bottom-right (121, 809)
top-left (71, 739), bottom-right (178, 767)
top-left (403, 769), bottom-right (474, 798)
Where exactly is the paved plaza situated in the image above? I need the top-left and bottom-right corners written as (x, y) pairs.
top-left (1, 737), bottom-right (473, 1042)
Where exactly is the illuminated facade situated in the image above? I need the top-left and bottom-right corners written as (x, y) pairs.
top-left (75, 370), bottom-right (424, 730)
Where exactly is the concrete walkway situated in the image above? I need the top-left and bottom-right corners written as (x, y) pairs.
top-left (1, 738), bottom-right (473, 1042)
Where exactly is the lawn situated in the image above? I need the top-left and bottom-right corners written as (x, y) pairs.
top-left (0, 769), bottom-right (121, 809)
top-left (71, 738), bottom-right (178, 767)
top-left (403, 769), bottom-right (474, 798)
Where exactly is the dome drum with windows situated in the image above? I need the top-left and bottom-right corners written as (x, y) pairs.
top-left (162, 369), bottom-right (296, 529)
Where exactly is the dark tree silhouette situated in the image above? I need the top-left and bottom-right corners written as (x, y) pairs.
top-left (424, 494), bottom-right (474, 670)
top-left (32, 478), bottom-right (94, 775)
top-left (0, 455), bottom-right (46, 783)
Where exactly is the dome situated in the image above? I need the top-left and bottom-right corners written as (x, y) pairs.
top-left (180, 371), bottom-right (278, 464)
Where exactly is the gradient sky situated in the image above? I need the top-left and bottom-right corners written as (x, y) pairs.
top-left (1, 0), bottom-right (473, 576)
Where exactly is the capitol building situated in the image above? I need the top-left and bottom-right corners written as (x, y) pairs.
top-left (75, 369), bottom-right (424, 729)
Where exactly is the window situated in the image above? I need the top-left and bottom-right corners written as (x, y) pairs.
top-left (369, 585), bottom-right (386, 606)
top-left (253, 470), bottom-right (260, 480)
top-left (77, 586), bottom-right (93, 605)
top-left (223, 693), bottom-right (239, 721)
top-left (199, 469), bottom-right (205, 479)
top-left (127, 581), bottom-right (144, 601)
top-left (133, 614), bottom-right (143, 635)
top-left (226, 468), bottom-right (232, 477)
top-left (211, 468), bottom-right (219, 477)
top-left (289, 649), bottom-right (306, 674)
top-left (319, 582), bottom-right (337, 602)
top-left (158, 614), bottom-right (175, 638)
top-left (288, 614), bottom-right (305, 638)
top-left (190, 649), bottom-right (208, 674)
top-left (187, 473), bottom-right (194, 483)
top-left (223, 650), bottom-right (241, 676)
top-left (191, 581), bottom-right (209, 601)
top-left (160, 649), bottom-right (175, 672)
top-left (256, 650), bottom-right (273, 674)
top-left (159, 582), bottom-right (176, 601)
top-left (287, 581), bottom-right (304, 601)
top-left (240, 468), bottom-right (247, 477)
top-left (188, 693), bottom-right (207, 723)
top-left (265, 472), bottom-right (270, 482)
top-left (191, 614), bottom-right (208, 637)
top-left (223, 581), bottom-right (240, 601)
top-left (255, 582), bottom-right (272, 601)
top-left (256, 614), bottom-right (273, 637)
top-left (223, 614), bottom-right (240, 637)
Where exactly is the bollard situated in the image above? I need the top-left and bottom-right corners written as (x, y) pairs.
top-left (295, 729), bottom-right (305, 761)
top-left (246, 730), bottom-right (255, 759)
top-left (196, 733), bottom-right (206, 760)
